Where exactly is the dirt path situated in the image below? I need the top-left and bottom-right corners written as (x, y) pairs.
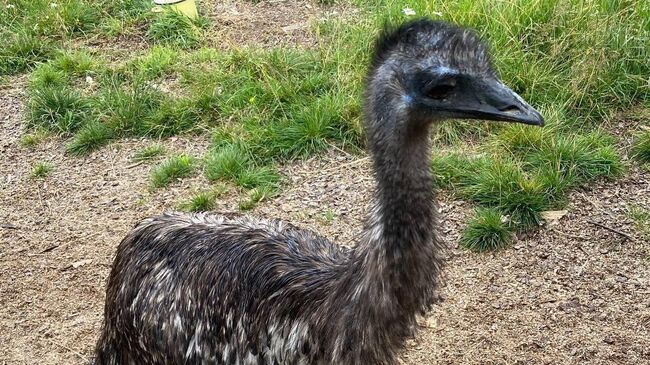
top-left (1, 80), bottom-right (649, 364)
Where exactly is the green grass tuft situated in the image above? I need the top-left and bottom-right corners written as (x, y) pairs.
top-left (631, 130), bottom-right (650, 164)
top-left (29, 64), bottom-right (68, 89)
top-left (58, 1), bottom-right (102, 34)
top-left (204, 144), bottom-right (249, 182)
top-left (133, 144), bottom-right (166, 162)
top-left (0, 32), bottom-right (56, 75)
top-left (131, 46), bottom-right (179, 80)
top-left (461, 158), bottom-right (547, 229)
top-left (627, 204), bottom-right (650, 240)
top-left (26, 86), bottom-right (93, 134)
top-left (239, 185), bottom-right (277, 211)
top-left (235, 166), bottom-right (280, 189)
top-left (66, 122), bottom-right (113, 155)
top-left (461, 208), bottom-right (513, 252)
top-left (525, 132), bottom-right (623, 184)
top-left (50, 50), bottom-right (96, 77)
top-left (150, 154), bottom-right (195, 188)
top-left (20, 129), bottom-right (49, 148)
top-left (144, 99), bottom-right (200, 138)
top-left (97, 83), bottom-right (164, 136)
top-left (147, 10), bottom-right (202, 48)
top-left (178, 187), bottom-right (226, 212)
top-left (30, 161), bottom-right (54, 179)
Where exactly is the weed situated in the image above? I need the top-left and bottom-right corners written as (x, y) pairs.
top-left (133, 144), bottom-right (166, 162)
top-left (30, 161), bottom-right (54, 179)
top-left (66, 122), bottom-right (113, 155)
top-left (150, 154), bottom-right (195, 188)
top-left (318, 210), bottom-right (336, 225)
top-left (461, 208), bottom-right (512, 252)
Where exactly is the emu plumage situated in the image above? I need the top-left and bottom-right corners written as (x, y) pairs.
top-left (94, 19), bottom-right (543, 365)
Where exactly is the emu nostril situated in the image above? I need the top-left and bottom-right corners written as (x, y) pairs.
top-left (499, 105), bottom-right (523, 114)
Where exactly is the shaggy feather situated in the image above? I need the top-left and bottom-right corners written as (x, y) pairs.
top-left (93, 19), bottom-right (506, 365)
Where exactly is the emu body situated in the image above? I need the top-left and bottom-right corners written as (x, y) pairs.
top-left (94, 19), bottom-right (543, 365)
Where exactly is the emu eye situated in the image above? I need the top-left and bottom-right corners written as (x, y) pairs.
top-left (426, 84), bottom-right (455, 99)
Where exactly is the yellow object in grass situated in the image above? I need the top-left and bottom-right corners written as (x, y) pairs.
top-left (153, 0), bottom-right (198, 19)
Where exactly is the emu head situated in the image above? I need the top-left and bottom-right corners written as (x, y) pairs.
top-left (365, 19), bottom-right (543, 140)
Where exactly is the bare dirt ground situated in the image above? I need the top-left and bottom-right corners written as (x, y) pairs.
top-left (1, 1), bottom-right (649, 364)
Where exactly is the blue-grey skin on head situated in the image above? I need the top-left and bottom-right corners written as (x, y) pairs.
top-left (93, 19), bottom-right (543, 365)
top-left (365, 19), bottom-right (543, 154)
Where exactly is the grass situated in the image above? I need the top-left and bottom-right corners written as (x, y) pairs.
top-left (178, 186), bottom-right (226, 212)
top-left (239, 185), bottom-right (278, 211)
top-left (0, 32), bottom-right (56, 75)
top-left (627, 204), bottom-right (650, 240)
top-left (30, 161), bottom-right (54, 179)
top-left (130, 46), bottom-right (179, 79)
top-left (9, 1), bottom-right (650, 221)
top-left (461, 208), bottom-right (513, 252)
top-left (147, 10), bottom-right (203, 48)
top-left (133, 144), bottom-right (166, 162)
top-left (631, 130), bottom-right (650, 165)
top-left (20, 129), bottom-right (49, 148)
top-left (66, 122), bottom-right (113, 155)
top-left (150, 154), bottom-right (195, 188)
top-left (26, 86), bottom-right (93, 134)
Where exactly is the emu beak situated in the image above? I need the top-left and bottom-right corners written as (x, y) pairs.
top-left (462, 79), bottom-right (544, 126)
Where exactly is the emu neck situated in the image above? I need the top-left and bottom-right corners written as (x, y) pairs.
top-left (351, 84), bottom-right (443, 313)
top-left (322, 80), bottom-right (444, 363)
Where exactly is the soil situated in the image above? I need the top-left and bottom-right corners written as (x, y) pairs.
top-left (1, 1), bottom-right (649, 364)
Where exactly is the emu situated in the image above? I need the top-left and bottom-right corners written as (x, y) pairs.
top-left (93, 19), bottom-right (543, 365)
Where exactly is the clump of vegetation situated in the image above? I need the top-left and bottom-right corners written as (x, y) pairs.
top-left (20, 129), bottom-right (49, 148)
top-left (239, 185), bottom-right (278, 211)
top-left (147, 10), bottom-right (202, 48)
top-left (627, 204), bottom-right (650, 240)
top-left (133, 144), bottom-right (166, 162)
top-left (150, 154), bottom-right (195, 188)
top-left (461, 208), bottom-right (512, 252)
top-left (66, 121), bottom-right (113, 155)
top-left (179, 186), bottom-right (226, 212)
top-left (30, 161), bottom-right (54, 179)
top-left (205, 145), bottom-right (280, 190)
top-left (318, 210), bottom-right (336, 225)
top-left (26, 86), bottom-right (93, 134)
top-left (50, 50), bottom-right (96, 77)
top-left (0, 32), bottom-right (56, 75)
top-left (130, 46), bottom-right (179, 79)
top-left (96, 83), bottom-right (164, 136)
top-left (631, 130), bottom-right (650, 165)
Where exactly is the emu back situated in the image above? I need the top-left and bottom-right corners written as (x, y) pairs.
top-left (95, 213), bottom-right (348, 364)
